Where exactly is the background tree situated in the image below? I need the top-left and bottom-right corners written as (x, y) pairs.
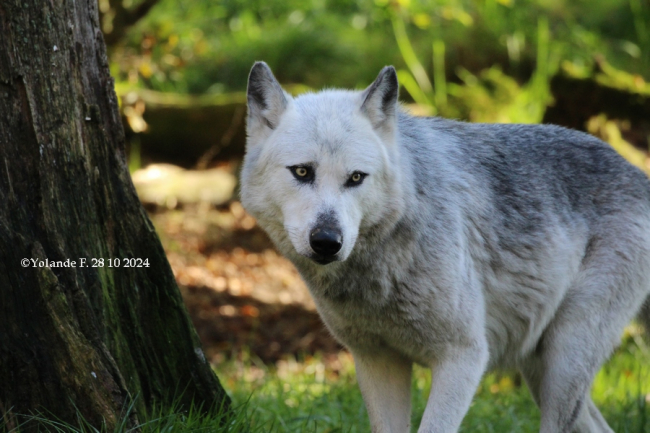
top-left (0, 0), bottom-right (229, 429)
top-left (99, 0), bottom-right (161, 47)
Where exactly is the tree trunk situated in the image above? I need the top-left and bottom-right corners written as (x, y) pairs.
top-left (0, 0), bottom-right (230, 430)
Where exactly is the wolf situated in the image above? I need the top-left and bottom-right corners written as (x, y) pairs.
top-left (240, 61), bottom-right (650, 433)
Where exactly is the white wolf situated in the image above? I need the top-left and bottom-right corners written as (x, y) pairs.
top-left (240, 61), bottom-right (650, 433)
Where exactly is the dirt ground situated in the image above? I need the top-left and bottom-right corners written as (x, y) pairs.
top-left (148, 201), bottom-right (344, 366)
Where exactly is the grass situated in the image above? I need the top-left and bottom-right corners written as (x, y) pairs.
top-left (6, 334), bottom-right (649, 432)
top-left (221, 333), bottom-right (650, 433)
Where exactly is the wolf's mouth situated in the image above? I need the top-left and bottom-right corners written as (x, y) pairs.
top-left (310, 255), bottom-right (338, 265)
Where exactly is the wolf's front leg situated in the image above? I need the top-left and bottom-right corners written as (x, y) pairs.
top-left (353, 348), bottom-right (413, 433)
top-left (418, 341), bottom-right (489, 433)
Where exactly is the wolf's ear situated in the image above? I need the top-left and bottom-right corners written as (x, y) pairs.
top-left (360, 66), bottom-right (399, 134)
top-left (247, 62), bottom-right (290, 136)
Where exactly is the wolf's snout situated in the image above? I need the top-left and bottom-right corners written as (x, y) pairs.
top-left (309, 227), bottom-right (342, 258)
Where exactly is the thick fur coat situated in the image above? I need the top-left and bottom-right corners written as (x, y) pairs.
top-left (240, 62), bottom-right (650, 433)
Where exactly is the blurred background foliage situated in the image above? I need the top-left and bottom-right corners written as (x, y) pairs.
top-left (104, 0), bottom-right (650, 170)
top-left (109, 0), bottom-right (650, 94)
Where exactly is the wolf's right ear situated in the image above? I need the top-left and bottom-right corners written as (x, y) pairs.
top-left (247, 62), bottom-right (290, 138)
top-left (360, 66), bottom-right (399, 136)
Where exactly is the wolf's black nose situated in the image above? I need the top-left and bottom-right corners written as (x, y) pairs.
top-left (310, 227), bottom-right (342, 257)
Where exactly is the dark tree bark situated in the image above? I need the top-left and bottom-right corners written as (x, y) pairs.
top-left (0, 0), bottom-right (229, 430)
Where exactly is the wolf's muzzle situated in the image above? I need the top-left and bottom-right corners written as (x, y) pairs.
top-left (309, 227), bottom-right (342, 264)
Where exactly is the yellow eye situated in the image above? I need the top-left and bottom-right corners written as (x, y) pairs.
top-left (346, 172), bottom-right (366, 187)
top-left (288, 165), bottom-right (314, 182)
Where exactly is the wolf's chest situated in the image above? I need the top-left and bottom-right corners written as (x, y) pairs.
top-left (314, 293), bottom-right (457, 365)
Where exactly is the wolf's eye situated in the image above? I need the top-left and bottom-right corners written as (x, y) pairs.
top-left (345, 171), bottom-right (367, 187)
top-left (288, 165), bottom-right (314, 183)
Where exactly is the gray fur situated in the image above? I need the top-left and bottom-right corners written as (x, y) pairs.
top-left (241, 62), bottom-right (650, 433)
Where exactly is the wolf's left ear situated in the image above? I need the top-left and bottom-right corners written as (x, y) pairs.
top-left (247, 62), bottom-right (290, 137)
top-left (360, 66), bottom-right (399, 134)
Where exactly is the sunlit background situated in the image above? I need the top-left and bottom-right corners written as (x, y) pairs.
top-left (102, 0), bottom-right (650, 431)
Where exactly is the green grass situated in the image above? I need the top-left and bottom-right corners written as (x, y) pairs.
top-left (6, 336), bottom-right (649, 432)
top-left (220, 336), bottom-right (649, 432)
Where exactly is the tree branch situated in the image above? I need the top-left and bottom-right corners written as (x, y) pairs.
top-left (100, 0), bottom-right (161, 47)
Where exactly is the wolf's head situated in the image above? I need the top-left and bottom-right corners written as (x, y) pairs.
top-left (240, 62), bottom-right (404, 266)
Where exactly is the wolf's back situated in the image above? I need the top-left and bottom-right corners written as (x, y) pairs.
top-left (401, 114), bottom-right (650, 226)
